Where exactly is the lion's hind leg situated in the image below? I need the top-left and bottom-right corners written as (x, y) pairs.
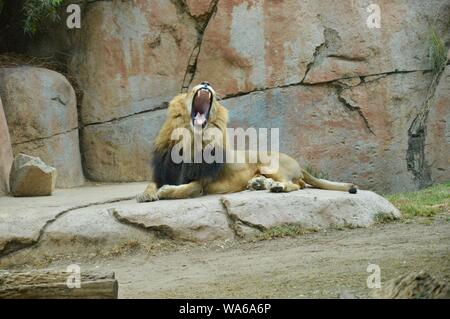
top-left (247, 176), bottom-right (301, 193)
top-left (269, 181), bottom-right (300, 193)
top-left (258, 152), bottom-right (303, 193)
top-left (247, 175), bottom-right (275, 191)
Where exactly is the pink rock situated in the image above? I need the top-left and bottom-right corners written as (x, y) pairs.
top-left (193, 0), bottom-right (448, 95)
top-left (185, 0), bottom-right (213, 18)
top-left (70, 0), bottom-right (199, 125)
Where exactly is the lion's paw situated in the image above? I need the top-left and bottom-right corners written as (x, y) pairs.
top-left (136, 191), bottom-right (158, 203)
top-left (269, 182), bottom-right (285, 193)
top-left (247, 176), bottom-right (274, 191)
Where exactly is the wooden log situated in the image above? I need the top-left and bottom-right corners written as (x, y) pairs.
top-left (0, 270), bottom-right (118, 299)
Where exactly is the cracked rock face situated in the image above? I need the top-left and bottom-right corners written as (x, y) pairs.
top-left (0, 96), bottom-right (13, 195)
top-left (69, 0), bottom-right (202, 181)
top-left (111, 189), bottom-right (400, 243)
top-left (70, 0), bottom-right (199, 125)
top-left (370, 271), bottom-right (450, 299)
top-left (0, 67), bottom-right (84, 188)
top-left (9, 154), bottom-right (57, 197)
top-left (222, 70), bottom-right (447, 194)
top-left (0, 182), bottom-right (146, 261)
top-left (111, 195), bottom-right (234, 241)
top-left (193, 0), bottom-right (450, 95)
top-left (65, 0), bottom-right (450, 192)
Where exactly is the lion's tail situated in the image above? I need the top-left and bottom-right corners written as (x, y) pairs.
top-left (301, 169), bottom-right (358, 194)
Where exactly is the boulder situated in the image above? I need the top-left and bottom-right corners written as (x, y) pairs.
top-left (110, 196), bottom-right (234, 242)
top-left (112, 189), bottom-right (399, 242)
top-left (221, 189), bottom-right (400, 234)
top-left (370, 271), bottom-right (450, 299)
top-left (0, 183), bottom-right (400, 263)
top-left (0, 97), bottom-right (13, 195)
top-left (9, 154), bottom-right (57, 197)
top-left (0, 66), bottom-right (84, 188)
top-left (0, 182), bottom-right (147, 258)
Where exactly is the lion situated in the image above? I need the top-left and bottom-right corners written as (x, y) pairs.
top-left (136, 81), bottom-right (357, 203)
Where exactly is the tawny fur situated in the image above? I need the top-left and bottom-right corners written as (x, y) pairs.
top-left (136, 86), bottom-right (356, 203)
top-left (153, 93), bottom-right (228, 153)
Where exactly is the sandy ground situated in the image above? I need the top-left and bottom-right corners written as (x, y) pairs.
top-left (55, 215), bottom-right (449, 299)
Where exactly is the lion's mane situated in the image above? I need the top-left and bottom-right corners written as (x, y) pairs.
top-left (151, 93), bottom-right (228, 188)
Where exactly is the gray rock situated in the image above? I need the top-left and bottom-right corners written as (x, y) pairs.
top-left (81, 109), bottom-right (167, 182)
top-left (370, 271), bottom-right (450, 299)
top-left (222, 69), bottom-right (449, 194)
top-left (193, 0), bottom-right (450, 95)
top-left (9, 154), bottom-right (57, 197)
top-left (221, 189), bottom-right (400, 232)
top-left (0, 182), bottom-right (147, 258)
top-left (111, 195), bottom-right (234, 241)
top-left (0, 183), bottom-right (401, 264)
top-left (62, 0), bottom-right (450, 192)
top-left (0, 66), bottom-right (84, 188)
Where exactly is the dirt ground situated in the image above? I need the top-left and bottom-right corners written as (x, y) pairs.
top-left (48, 214), bottom-right (449, 299)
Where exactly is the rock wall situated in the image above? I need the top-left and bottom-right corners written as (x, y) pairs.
top-left (0, 67), bottom-right (84, 188)
top-left (66, 0), bottom-right (449, 193)
top-left (0, 0), bottom-right (448, 193)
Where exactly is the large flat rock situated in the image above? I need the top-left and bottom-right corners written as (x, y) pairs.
top-left (222, 189), bottom-right (400, 232)
top-left (0, 182), bottom-right (147, 257)
top-left (111, 196), bottom-right (234, 242)
top-left (0, 183), bottom-right (400, 266)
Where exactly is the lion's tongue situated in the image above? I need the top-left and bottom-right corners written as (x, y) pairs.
top-left (193, 90), bottom-right (210, 126)
top-left (194, 112), bottom-right (207, 126)
top-left (193, 90), bottom-right (210, 114)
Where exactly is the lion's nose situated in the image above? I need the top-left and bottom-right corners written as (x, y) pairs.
top-left (201, 81), bottom-right (210, 87)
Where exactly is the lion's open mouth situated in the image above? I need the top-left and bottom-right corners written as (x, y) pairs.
top-left (192, 87), bottom-right (212, 127)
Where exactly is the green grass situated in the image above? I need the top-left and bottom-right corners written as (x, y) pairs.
top-left (429, 27), bottom-right (447, 75)
top-left (387, 183), bottom-right (450, 218)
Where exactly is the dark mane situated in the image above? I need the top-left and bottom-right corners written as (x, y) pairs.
top-left (151, 147), bottom-right (224, 188)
